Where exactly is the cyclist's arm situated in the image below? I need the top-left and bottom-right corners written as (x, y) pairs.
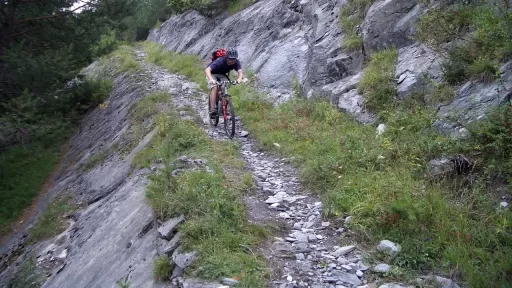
top-left (236, 69), bottom-right (243, 83)
top-left (205, 67), bottom-right (215, 82)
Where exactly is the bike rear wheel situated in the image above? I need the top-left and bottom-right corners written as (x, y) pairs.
top-left (223, 99), bottom-right (236, 139)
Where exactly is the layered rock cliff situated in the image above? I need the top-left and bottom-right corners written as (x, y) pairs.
top-left (148, 0), bottom-right (512, 129)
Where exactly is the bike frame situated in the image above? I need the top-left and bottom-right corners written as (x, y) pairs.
top-left (216, 80), bottom-right (236, 121)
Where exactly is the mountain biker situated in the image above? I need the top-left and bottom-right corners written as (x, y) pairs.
top-left (205, 47), bottom-right (244, 117)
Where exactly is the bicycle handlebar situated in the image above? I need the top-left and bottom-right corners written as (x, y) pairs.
top-left (216, 80), bottom-right (238, 86)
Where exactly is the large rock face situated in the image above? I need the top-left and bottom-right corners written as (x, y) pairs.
top-left (362, 0), bottom-right (423, 53)
top-left (148, 0), bottom-right (359, 96)
top-left (149, 0), bottom-right (512, 131)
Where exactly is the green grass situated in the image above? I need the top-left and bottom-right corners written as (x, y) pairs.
top-left (138, 40), bottom-right (512, 286)
top-left (7, 256), bottom-right (45, 288)
top-left (119, 92), bottom-right (172, 158)
top-left (28, 195), bottom-right (76, 242)
top-left (0, 128), bottom-right (71, 235)
top-left (416, 3), bottom-right (512, 84)
top-left (153, 256), bottom-right (172, 280)
top-left (227, 0), bottom-right (254, 14)
top-left (357, 48), bottom-right (398, 112)
top-left (83, 149), bottom-right (108, 171)
top-left (130, 92), bottom-right (172, 123)
top-left (116, 280), bottom-right (131, 288)
top-left (112, 45), bottom-right (142, 74)
top-left (342, 35), bottom-right (363, 51)
top-left (0, 72), bottom-right (114, 236)
top-left (426, 83), bottom-right (455, 105)
top-left (137, 112), bottom-right (268, 286)
top-left (226, 83), bottom-right (512, 287)
top-left (142, 42), bottom-right (207, 91)
top-left (339, 0), bottom-right (376, 50)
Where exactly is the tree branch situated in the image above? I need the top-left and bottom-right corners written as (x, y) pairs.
top-left (9, 27), bottom-right (38, 37)
top-left (16, 2), bottom-right (91, 23)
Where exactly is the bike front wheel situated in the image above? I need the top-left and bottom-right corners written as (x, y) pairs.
top-left (223, 99), bottom-right (236, 139)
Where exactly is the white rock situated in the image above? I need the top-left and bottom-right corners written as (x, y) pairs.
top-left (57, 249), bottom-right (68, 259)
top-left (265, 197), bottom-right (281, 204)
top-left (341, 264), bottom-right (352, 270)
top-left (376, 124), bottom-right (387, 136)
top-left (356, 270), bottom-right (364, 277)
top-left (500, 201), bottom-right (508, 208)
top-left (322, 221), bottom-right (330, 227)
top-left (334, 245), bottom-right (356, 256)
top-left (377, 240), bottom-right (401, 256)
top-left (344, 216), bottom-right (352, 224)
top-left (378, 284), bottom-right (409, 288)
top-left (316, 235), bottom-right (323, 240)
top-left (373, 263), bottom-right (390, 273)
top-left (279, 212), bottom-right (291, 219)
top-left (295, 253), bottom-right (305, 260)
top-left (222, 278), bottom-right (239, 286)
top-left (274, 143), bottom-right (281, 148)
top-left (433, 276), bottom-right (461, 288)
top-left (287, 275), bottom-right (293, 282)
top-left (158, 215), bottom-right (185, 240)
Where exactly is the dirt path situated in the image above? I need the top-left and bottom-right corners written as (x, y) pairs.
top-left (138, 50), bottom-right (373, 288)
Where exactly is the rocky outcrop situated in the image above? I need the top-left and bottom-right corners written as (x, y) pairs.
top-left (434, 61), bottom-right (512, 137)
top-left (362, 0), bottom-right (424, 54)
top-left (148, 0), bottom-right (512, 134)
top-left (395, 43), bottom-right (443, 100)
top-left (148, 0), bottom-right (359, 97)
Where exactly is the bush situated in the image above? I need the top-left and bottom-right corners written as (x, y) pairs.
top-left (91, 30), bottom-right (124, 59)
top-left (468, 104), bottom-right (512, 180)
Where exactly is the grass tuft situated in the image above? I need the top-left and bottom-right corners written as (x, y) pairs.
top-left (339, 0), bottom-right (375, 50)
top-left (358, 48), bottom-right (398, 112)
top-left (83, 149), bottom-right (108, 171)
top-left (342, 35), bottom-right (363, 51)
top-left (130, 92), bottom-right (172, 123)
top-left (28, 195), bottom-right (75, 242)
top-left (153, 256), bottom-right (171, 280)
top-left (7, 257), bottom-right (45, 288)
top-left (112, 46), bottom-right (142, 74)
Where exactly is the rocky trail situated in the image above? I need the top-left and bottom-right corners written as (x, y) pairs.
top-left (136, 51), bottom-right (408, 288)
top-left (0, 47), bottom-right (456, 288)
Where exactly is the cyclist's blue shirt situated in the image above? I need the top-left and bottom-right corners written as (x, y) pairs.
top-left (208, 57), bottom-right (241, 75)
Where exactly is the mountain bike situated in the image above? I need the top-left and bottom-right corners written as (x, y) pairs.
top-left (209, 79), bottom-right (237, 139)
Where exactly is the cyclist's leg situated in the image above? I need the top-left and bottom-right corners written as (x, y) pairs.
top-left (208, 74), bottom-right (228, 113)
top-left (208, 75), bottom-right (219, 114)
